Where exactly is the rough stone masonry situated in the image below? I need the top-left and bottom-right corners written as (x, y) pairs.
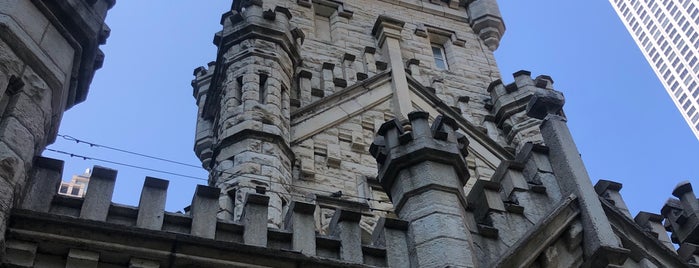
top-left (0, 0), bottom-right (697, 267)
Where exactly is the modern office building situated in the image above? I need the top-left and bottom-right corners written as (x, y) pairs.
top-left (610, 0), bottom-right (699, 140)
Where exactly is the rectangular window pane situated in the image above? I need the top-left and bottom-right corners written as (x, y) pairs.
top-left (432, 45), bottom-right (447, 70)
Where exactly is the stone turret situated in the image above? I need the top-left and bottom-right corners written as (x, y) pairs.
top-left (192, 1), bottom-right (303, 228)
top-left (466, 0), bottom-right (506, 51)
top-left (370, 111), bottom-right (477, 267)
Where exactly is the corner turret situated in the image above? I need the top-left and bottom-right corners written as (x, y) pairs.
top-left (370, 111), bottom-right (477, 267)
top-left (486, 70), bottom-right (561, 150)
top-left (466, 0), bottom-right (506, 51)
top-left (192, 1), bottom-right (304, 228)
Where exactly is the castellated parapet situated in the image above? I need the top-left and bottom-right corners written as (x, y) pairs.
top-left (8, 157), bottom-right (411, 267)
top-left (486, 70), bottom-right (560, 151)
top-left (663, 181), bottom-right (699, 265)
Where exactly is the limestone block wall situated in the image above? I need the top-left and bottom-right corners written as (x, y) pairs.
top-left (0, 0), bottom-right (113, 256)
top-left (282, 0), bottom-right (502, 121)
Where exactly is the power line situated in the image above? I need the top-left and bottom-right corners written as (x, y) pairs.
top-left (54, 135), bottom-right (391, 203)
top-left (58, 134), bottom-right (202, 169)
top-left (46, 148), bottom-right (208, 182)
top-left (45, 147), bottom-right (393, 204)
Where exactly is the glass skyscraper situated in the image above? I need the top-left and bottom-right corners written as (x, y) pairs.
top-left (610, 0), bottom-right (699, 140)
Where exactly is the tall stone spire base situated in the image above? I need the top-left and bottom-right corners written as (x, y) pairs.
top-left (371, 111), bottom-right (476, 267)
top-left (528, 92), bottom-right (630, 267)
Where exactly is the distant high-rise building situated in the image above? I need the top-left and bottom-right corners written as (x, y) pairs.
top-left (58, 169), bottom-right (91, 198)
top-left (610, 0), bottom-right (699, 140)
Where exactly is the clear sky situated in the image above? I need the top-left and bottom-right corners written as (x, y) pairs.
top-left (44, 1), bottom-right (698, 218)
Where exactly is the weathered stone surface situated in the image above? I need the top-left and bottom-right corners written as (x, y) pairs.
top-left (136, 177), bottom-right (169, 230)
top-left (19, 157), bottom-right (63, 213)
top-left (80, 166), bottom-right (117, 221)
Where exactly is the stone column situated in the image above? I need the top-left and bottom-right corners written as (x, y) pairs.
top-left (526, 90), bottom-right (629, 266)
top-left (372, 16), bottom-right (411, 119)
top-left (370, 111), bottom-right (477, 267)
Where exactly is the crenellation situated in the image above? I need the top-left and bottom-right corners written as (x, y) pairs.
top-left (595, 180), bottom-right (632, 218)
top-left (329, 209), bottom-right (363, 263)
top-left (662, 181), bottom-right (699, 263)
top-left (11, 162), bottom-right (417, 266)
top-left (3, 240), bottom-right (36, 268)
top-left (635, 212), bottom-right (675, 250)
top-left (136, 177), bottom-right (169, 230)
top-left (241, 192), bottom-right (270, 246)
top-left (79, 166), bottom-right (116, 221)
top-left (19, 156), bottom-right (63, 213)
top-left (66, 249), bottom-right (99, 268)
top-left (190, 185), bottom-right (220, 239)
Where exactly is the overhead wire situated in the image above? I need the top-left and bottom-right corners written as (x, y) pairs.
top-left (48, 136), bottom-right (395, 204)
top-left (46, 148), bottom-right (208, 182)
top-left (46, 148), bottom-right (395, 215)
top-left (58, 134), bottom-right (202, 169)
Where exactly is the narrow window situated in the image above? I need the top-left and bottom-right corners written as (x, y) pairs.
top-left (59, 185), bottom-right (68, 194)
top-left (313, 2), bottom-right (336, 42)
top-left (314, 14), bottom-right (331, 41)
top-left (236, 76), bottom-right (243, 104)
top-left (432, 45), bottom-right (448, 70)
top-left (259, 74), bottom-right (268, 104)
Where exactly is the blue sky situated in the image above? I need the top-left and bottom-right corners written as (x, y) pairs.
top-left (45, 2), bottom-right (698, 218)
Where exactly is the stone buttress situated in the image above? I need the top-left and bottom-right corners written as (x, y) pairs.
top-left (192, 1), bottom-right (303, 227)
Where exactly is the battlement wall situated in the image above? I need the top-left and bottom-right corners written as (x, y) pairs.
top-left (6, 157), bottom-right (410, 267)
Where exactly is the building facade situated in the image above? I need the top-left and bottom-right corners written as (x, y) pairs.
top-left (0, 0), bottom-right (113, 262)
top-left (610, 0), bottom-right (699, 140)
top-left (1, 0), bottom-right (699, 267)
top-left (58, 169), bottom-right (91, 198)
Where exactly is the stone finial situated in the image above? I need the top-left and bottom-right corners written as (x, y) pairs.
top-left (371, 15), bottom-right (405, 47)
top-left (594, 180), bottom-right (632, 218)
top-left (662, 181), bottom-right (699, 246)
top-left (525, 88), bottom-right (565, 120)
top-left (634, 212), bottom-right (675, 250)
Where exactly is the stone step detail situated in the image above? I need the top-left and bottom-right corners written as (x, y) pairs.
top-left (9, 156), bottom-right (411, 267)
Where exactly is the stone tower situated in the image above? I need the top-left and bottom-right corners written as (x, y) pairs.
top-left (2, 0), bottom-right (699, 267)
top-left (193, 1), bottom-right (302, 227)
top-left (192, 0), bottom-right (509, 229)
